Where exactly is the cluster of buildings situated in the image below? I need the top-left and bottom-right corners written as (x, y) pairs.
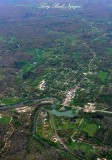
top-left (38, 80), bottom-right (46, 91)
top-left (83, 103), bottom-right (96, 113)
top-left (15, 106), bottom-right (31, 113)
top-left (50, 136), bottom-right (58, 143)
top-left (38, 111), bottom-right (50, 138)
top-left (63, 86), bottom-right (79, 106)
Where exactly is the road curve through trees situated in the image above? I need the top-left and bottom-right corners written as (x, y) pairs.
top-left (0, 98), bottom-right (84, 159)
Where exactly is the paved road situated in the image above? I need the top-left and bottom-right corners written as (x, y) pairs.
top-left (95, 110), bottom-right (112, 114)
top-left (0, 98), bottom-right (84, 159)
top-left (0, 98), bottom-right (59, 153)
top-left (83, 42), bottom-right (96, 73)
top-left (0, 98), bottom-right (59, 111)
top-left (49, 113), bottom-right (83, 160)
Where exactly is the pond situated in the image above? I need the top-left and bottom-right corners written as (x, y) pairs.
top-left (49, 110), bottom-right (74, 117)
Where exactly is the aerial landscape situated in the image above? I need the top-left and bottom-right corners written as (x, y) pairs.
top-left (0, 0), bottom-right (112, 159)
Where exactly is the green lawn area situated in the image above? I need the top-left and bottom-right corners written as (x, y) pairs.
top-left (79, 143), bottom-right (97, 154)
top-left (82, 124), bottom-right (98, 137)
top-left (68, 141), bottom-right (97, 154)
top-left (0, 97), bottom-right (26, 105)
top-left (21, 63), bottom-right (34, 74)
top-left (58, 123), bottom-right (77, 130)
top-left (21, 48), bottom-right (46, 74)
top-left (36, 126), bottom-right (44, 137)
top-left (0, 115), bottom-right (10, 124)
top-left (97, 71), bottom-right (108, 82)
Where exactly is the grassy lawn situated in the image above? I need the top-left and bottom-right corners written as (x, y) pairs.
top-left (0, 97), bottom-right (26, 105)
top-left (68, 141), bottom-right (97, 156)
top-left (58, 123), bottom-right (77, 130)
top-left (77, 119), bottom-right (98, 137)
top-left (36, 126), bottom-right (43, 137)
top-left (21, 63), bottom-right (34, 73)
top-left (79, 143), bottom-right (97, 156)
top-left (82, 124), bottom-right (98, 137)
top-left (0, 115), bottom-right (10, 124)
top-left (97, 71), bottom-right (108, 82)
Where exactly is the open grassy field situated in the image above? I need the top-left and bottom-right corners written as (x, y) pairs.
top-left (0, 115), bottom-right (10, 124)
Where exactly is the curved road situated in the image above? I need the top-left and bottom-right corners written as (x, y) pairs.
top-left (0, 98), bottom-right (83, 159)
top-left (0, 98), bottom-right (59, 111)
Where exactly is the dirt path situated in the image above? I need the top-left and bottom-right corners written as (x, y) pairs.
top-left (71, 118), bottom-right (84, 142)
